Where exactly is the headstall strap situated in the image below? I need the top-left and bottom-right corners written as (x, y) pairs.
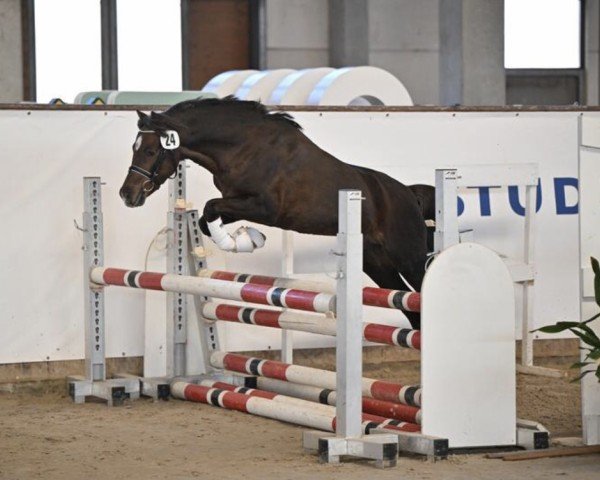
top-left (130, 130), bottom-right (180, 189)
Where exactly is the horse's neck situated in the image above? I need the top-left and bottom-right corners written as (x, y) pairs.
top-left (184, 120), bottom-right (257, 166)
top-left (182, 137), bottom-right (242, 175)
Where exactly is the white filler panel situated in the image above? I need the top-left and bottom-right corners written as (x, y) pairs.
top-left (421, 243), bottom-right (516, 448)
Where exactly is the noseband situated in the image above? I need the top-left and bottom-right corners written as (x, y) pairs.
top-left (129, 130), bottom-right (179, 192)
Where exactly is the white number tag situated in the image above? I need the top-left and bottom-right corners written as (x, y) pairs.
top-left (160, 130), bottom-right (180, 150)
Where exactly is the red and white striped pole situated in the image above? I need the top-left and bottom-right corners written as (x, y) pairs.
top-left (201, 302), bottom-right (421, 350)
top-left (90, 267), bottom-right (335, 314)
top-left (200, 269), bottom-right (421, 313)
top-left (254, 377), bottom-right (422, 424)
top-left (172, 381), bottom-right (420, 433)
top-left (210, 351), bottom-right (421, 407)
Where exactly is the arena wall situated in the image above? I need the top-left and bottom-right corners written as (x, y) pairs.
top-left (0, 106), bottom-right (587, 364)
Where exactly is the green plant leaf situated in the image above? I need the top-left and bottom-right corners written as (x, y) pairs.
top-left (570, 328), bottom-right (600, 347)
top-left (588, 348), bottom-right (600, 360)
top-left (570, 361), bottom-right (592, 369)
top-left (571, 369), bottom-right (594, 383)
top-left (592, 257), bottom-right (600, 275)
top-left (534, 322), bottom-right (581, 334)
top-left (582, 312), bottom-right (600, 324)
top-left (577, 324), bottom-right (600, 344)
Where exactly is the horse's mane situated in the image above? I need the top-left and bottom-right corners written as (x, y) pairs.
top-left (166, 96), bottom-right (302, 130)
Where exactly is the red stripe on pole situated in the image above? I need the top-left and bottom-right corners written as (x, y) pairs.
top-left (370, 381), bottom-right (403, 404)
top-left (247, 389), bottom-right (277, 400)
top-left (102, 268), bottom-right (127, 286)
top-left (283, 290), bottom-right (319, 311)
top-left (210, 381), bottom-right (277, 400)
top-left (362, 287), bottom-right (393, 308)
top-left (362, 397), bottom-right (420, 424)
top-left (412, 331), bottom-right (421, 350)
top-left (332, 415), bottom-right (420, 433)
top-left (406, 293), bottom-right (421, 312)
top-left (182, 383), bottom-right (208, 403)
top-left (211, 271), bottom-right (238, 282)
top-left (246, 275), bottom-right (276, 286)
top-left (219, 391), bottom-right (251, 412)
top-left (364, 323), bottom-right (398, 346)
top-left (253, 309), bottom-right (282, 328)
top-left (260, 359), bottom-right (289, 381)
top-left (208, 381), bottom-right (240, 391)
top-left (215, 304), bottom-right (243, 320)
top-left (137, 272), bottom-right (164, 290)
top-left (221, 353), bottom-right (252, 374)
top-left (183, 383), bottom-right (252, 413)
top-left (240, 284), bottom-right (270, 305)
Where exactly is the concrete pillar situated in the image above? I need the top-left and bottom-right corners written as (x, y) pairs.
top-left (101, 0), bottom-right (118, 90)
top-left (368, 0), bottom-right (440, 105)
top-left (265, 0), bottom-right (329, 68)
top-left (585, 0), bottom-right (599, 105)
top-left (0, 0), bottom-right (24, 102)
top-left (329, 0), bottom-right (368, 66)
top-left (439, 0), bottom-right (505, 105)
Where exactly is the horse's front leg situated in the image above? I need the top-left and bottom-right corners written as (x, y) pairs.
top-left (201, 197), bottom-right (270, 253)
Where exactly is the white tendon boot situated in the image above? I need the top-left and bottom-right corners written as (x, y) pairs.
top-left (207, 217), bottom-right (266, 253)
top-left (232, 226), bottom-right (266, 252)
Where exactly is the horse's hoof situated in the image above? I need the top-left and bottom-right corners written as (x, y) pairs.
top-left (232, 227), bottom-right (254, 252)
top-left (231, 226), bottom-right (266, 252)
top-left (246, 227), bottom-right (266, 248)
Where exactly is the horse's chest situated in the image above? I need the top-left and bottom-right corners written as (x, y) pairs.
top-left (213, 173), bottom-right (251, 196)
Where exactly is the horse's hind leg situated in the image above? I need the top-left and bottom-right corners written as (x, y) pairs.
top-left (363, 252), bottom-right (423, 330)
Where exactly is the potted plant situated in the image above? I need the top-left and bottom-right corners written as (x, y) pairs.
top-left (534, 257), bottom-right (600, 382)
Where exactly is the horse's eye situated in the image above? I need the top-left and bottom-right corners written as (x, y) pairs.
top-left (144, 148), bottom-right (156, 156)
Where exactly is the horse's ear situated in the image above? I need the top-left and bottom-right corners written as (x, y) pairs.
top-left (137, 110), bottom-right (151, 129)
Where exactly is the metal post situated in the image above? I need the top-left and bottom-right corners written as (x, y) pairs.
top-left (281, 231), bottom-right (294, 363)
top-left (434, 169), bottom-right (460, 252)
top-left (335, 190), bottom-right (363, 438)
top-left (83, 177), bottom-right (106, 381)
top-left (167, 162), bottom-right (188, 377)
top-left (187, 209), bottom-right (220, 373)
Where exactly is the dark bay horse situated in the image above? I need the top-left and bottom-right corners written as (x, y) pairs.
top-left (119, 97), bottom-right (430, 329)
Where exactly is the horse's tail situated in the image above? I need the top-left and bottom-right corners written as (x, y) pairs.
top-left (408, 184), bottom-right (435, 253)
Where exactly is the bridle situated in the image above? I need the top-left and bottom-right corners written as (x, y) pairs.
top-left (129, 130), bottom-right (179, 192)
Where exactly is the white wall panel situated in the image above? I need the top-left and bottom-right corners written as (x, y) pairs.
top-left (0, 109), bottom-right (586, 363)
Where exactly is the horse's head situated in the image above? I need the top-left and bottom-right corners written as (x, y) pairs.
top-left (119, 110), bottom-right (184, 207)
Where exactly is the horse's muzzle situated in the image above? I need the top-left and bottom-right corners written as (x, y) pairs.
top-left (119, 186), bottom-right (146, 207)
